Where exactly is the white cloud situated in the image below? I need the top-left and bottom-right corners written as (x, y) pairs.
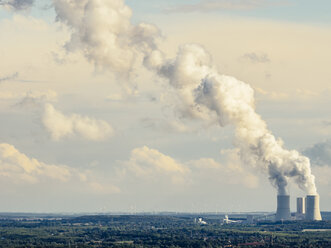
top-left (0, 143), bottom-right (71, 183)
top-left (42, 103), bottom-right (114, 141)
top-left (120, 146), bottom-right (259, 189)
top-left (0, 143), bottom-right (120, 195)
top-left (139, 147), bottom-right (186, 172)
top-left (121, 146), bottom-right (189, 184)
top-left (129, 146), bottom-right (188, 174)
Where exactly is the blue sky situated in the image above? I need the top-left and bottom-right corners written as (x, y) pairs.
top-left (2, 0), bottom-right (331, 25)
top-left (125, 0), bottom-right (331, 25)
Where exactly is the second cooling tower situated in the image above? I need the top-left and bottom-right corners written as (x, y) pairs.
top-left (276, 195), bottom-right (291, 221)
top-left (297, 197), bottom-right (305, 214)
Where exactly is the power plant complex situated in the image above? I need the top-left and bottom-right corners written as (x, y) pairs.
top-left (275, 195), bottom-right (322, 221)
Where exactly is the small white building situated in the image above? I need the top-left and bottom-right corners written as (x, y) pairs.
top-left (197, 217), bottom-right (207, 225)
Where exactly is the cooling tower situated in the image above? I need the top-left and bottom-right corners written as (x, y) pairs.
top-left (276, 195), bottom-right (291, 221)
top-left (297, 197), bottom-right (305, 214)
top-left (305, 195), bottom-right (322, 221)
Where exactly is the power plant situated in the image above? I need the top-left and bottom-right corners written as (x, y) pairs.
top-left (275, 194), bottom-right (322, 221)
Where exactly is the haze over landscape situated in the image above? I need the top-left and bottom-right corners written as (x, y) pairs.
top-left (0, 0), bottom-right (331, 213)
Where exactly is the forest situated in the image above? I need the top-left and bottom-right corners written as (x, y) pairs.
top-left (0, 213), bottom-right (330, 247)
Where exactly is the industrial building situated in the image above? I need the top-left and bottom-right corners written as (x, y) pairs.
top-left (275, 194), bottom-right (322, 221)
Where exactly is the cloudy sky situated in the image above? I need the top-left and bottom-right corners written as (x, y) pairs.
top-left (0, 0), bottom-right (330, 213)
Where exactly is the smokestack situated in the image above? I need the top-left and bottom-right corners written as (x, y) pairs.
top-left (276, 195), bottom-right (291, 221)
top-left (297, 197), bottom-right (305, 214)
top-left (305, 195), bottom-right (322, 221)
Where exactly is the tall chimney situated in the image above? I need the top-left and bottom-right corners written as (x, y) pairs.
top-left (297, 197), bottom-right (305, 214)
top-left (305, 195), bottom-right (322, 221)
top-left (276, 195), bottom-right (291, 221)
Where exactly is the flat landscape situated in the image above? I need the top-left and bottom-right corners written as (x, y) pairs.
top-left (0, 213), bottom-right (330, 247)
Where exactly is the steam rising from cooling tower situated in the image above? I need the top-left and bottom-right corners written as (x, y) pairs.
top-left (155, 45), bottom-right (318, 196)
top-left (53, 0), bottom-right (319, 196)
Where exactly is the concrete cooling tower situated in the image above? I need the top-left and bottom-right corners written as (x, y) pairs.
top-left (276, 195), bottom-right (291, 221)
top-left (305, 195), bottom-right (322, 221)
top-left (297, 197), bottom-right (305, 214)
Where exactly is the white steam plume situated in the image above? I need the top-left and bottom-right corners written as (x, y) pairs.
top-left (53, 0), bottom-right (161, 78)
top-left (155, 44), bottom-right (317, 195)
top-left (53, 0), bottom-right (318, 195)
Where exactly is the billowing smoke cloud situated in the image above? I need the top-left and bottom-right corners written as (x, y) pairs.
top-left (43, 103), bottom-right (114, 141)
top-left (53, 0), bottom-right (161, 79)
top-left (0, 0), bottom-right (34, 11)
top-left (53, 0), bottom-right (318, 195)
top-left (155, 45), bottom-right (317, 195)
